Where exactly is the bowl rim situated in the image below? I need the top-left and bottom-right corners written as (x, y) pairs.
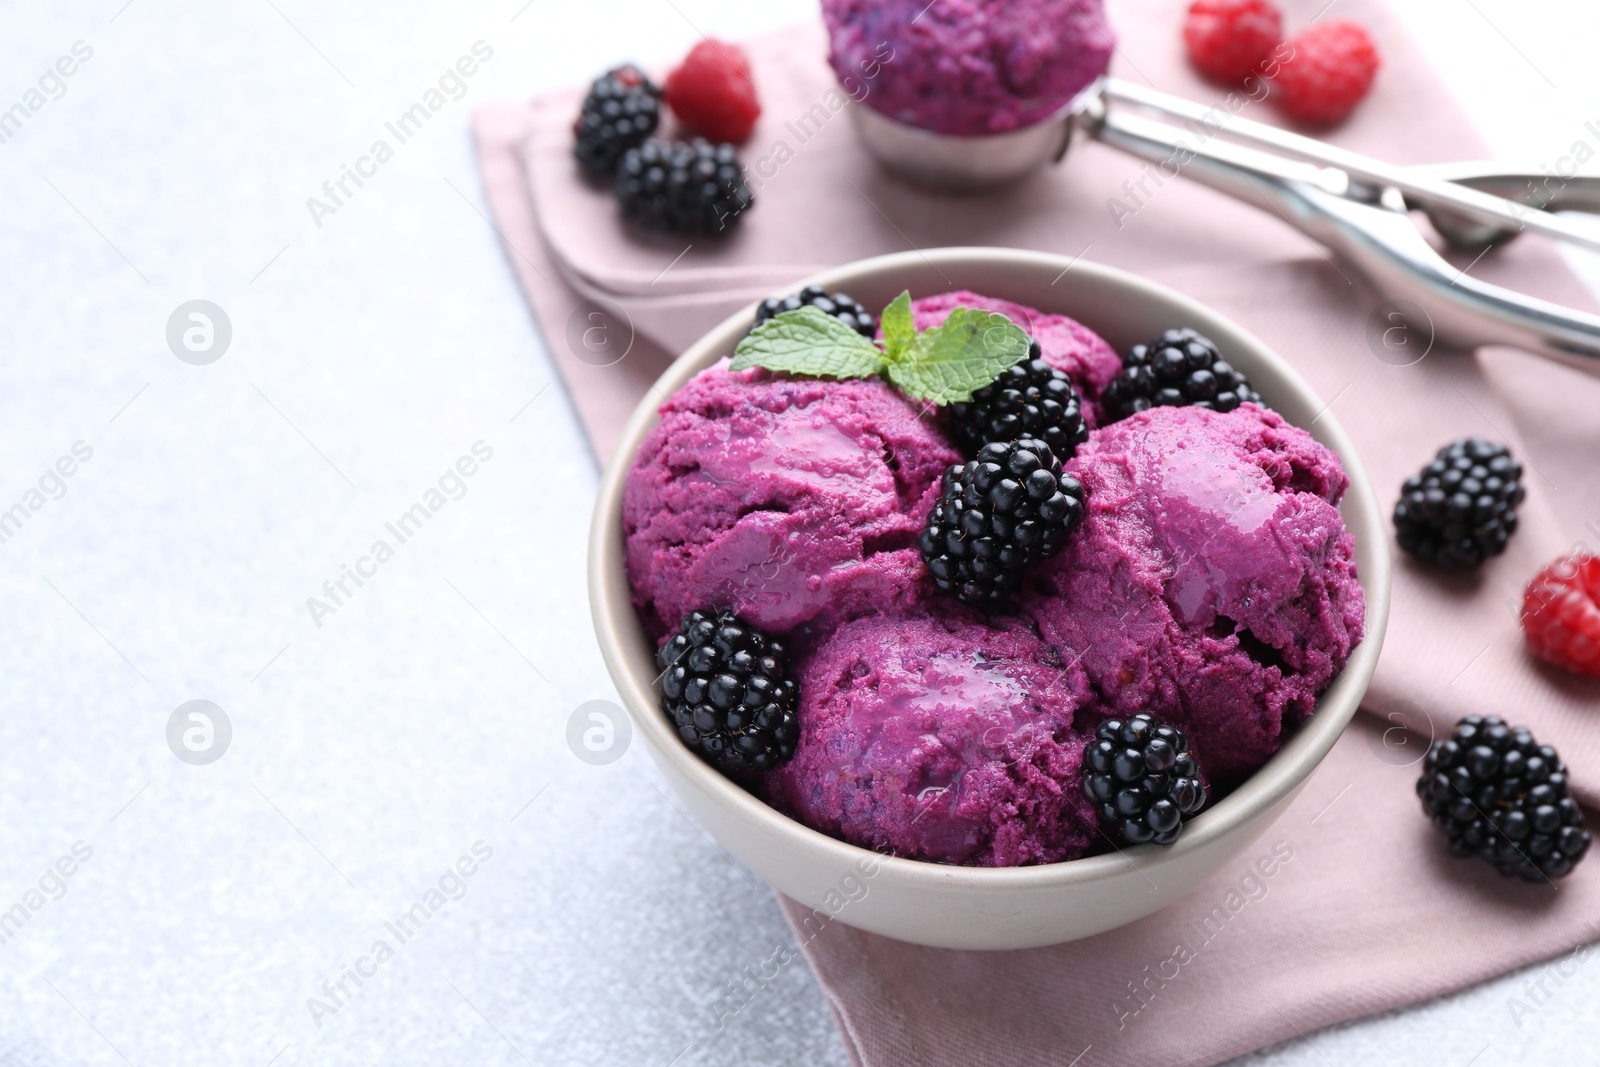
top-left (588, 246), bottom-right (1391, 890)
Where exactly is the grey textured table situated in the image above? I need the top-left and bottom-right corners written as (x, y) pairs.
top-left (1, 1), bottom-right (1596, 1064)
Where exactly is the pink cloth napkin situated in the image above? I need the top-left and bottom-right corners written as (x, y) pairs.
top-left (473, 3), bottom-right (1600, 1063)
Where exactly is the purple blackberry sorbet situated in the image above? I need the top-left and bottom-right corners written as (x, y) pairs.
top-left (622, 364), bottom-right (958, 643)
top-left (822, 0), bottom-right (1115, 136)
top-left (763, 605), bottom-right (1098, 866)
top-left (1022, 404), bottom-right (1365, 786)
top-left (622, 293), bottom-right (1363, 865)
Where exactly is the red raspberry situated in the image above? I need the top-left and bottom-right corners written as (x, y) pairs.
top-left (1270, 20), bottom-right (1380, 125)
top-left (1183, 0), bottom-right (1284, 84)
top-left (663, 40), bottom-right (761, 144)
top-left (1522, 553), bottom-right (1600, 678)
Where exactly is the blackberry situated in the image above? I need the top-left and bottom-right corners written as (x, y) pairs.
top-left (1102, 328), bottom-right (1261, 422)
top-left (751, 285), bottom-right (875, 339)
top-left (616, 139), bottom-right (753, 236)
top-left (1417, 715), bottom-right (1589, 881)
top-left (1393, 437), bottom-right (1525, 570)
top-left (657, 609), bottom-right (799, 774)
top-left (1082, 714), bottom-right (1208, 846)
top-left (573, 65), bottom-right (661, 180)
top-left (918, 438), bottom-right (1086, 610)
top-left (945, 343), bottom-right (1089, 459)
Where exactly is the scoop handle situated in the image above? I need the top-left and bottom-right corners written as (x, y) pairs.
top-left (1095, 78), bottom-right (1600, 258)
top-left (1079, 99), bottom-right (1600, 375)
top-left (1416, 162), bottom-right (1600, 214)
top-left (1408, 162), bottom-right (1600, 249)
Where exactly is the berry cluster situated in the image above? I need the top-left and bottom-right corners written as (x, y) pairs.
top-left (617, 139), bottom-right (753, 236)
top-left (1181, 0), bottom-right (1380, 125)
top-left (918, 438), bottom-right (1086, 611)
top-left (752, 285), bottom-right (875, 339)
top-left (1271, 20), bottom-right (1381, 126)
top-left (1082, 714), bottom-right (1209, 846)
top-left (573, 65), bottom-right (661, 181)
top-left (1417, 716), bottom-right (1590, 881)
top-left (946, 345), bottom-right (1089, 461)
top-left (657, 609), bottom-right (799, 773)
top-left (663, 39), bottom-right (761, 144)
top-left (1393, 437), bottom-right (1525, 570)
top-left (573, 48), bottom-right (756, 235)
top-left (1522, 553), bottom-right (1600, 678)
top-left (1183, 0), bottom-right (1282, 83)
top-left (1102, 328), bottom-right (1261, 423)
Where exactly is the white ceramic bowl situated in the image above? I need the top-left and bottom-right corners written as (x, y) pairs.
top-left (588, 247), bottom-right (1390, 950)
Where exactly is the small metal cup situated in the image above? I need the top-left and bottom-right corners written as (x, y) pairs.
top-left (845, 94), bottom-right (1083, 192)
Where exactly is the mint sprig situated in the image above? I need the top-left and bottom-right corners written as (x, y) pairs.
top-left (730, 290), bottom-right (1030, 405)
top-left (879, 290), bottom-right (914, 362)
top-left (729, 306), bottom-right (887, 380)
top-left (887, 306), bottom-right (1030, 406)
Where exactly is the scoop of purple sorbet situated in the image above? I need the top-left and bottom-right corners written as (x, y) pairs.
top-left (823, 0), bottom-right (1115, 136)
top-left (907, 291), bottom-right (1123, 427)
top-left (1020, 404), bottom-right (1365, 785)
top-left (622, 365), bottom-right (960, 642)
top-left (763, 605), bottom-right (1098, 866)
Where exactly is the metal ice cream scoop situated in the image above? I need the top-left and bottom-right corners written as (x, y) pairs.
top-left (849, 77), bottom-right (1600, 377)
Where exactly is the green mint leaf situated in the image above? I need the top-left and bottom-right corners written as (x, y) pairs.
top-left (885, 307), bottom-right (1031, 405)
top-left (730, 306), bottom-right (888, 380)
top-left (880, 290), bottom-right (914, 362)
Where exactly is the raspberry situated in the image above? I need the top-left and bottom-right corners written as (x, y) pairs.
top-left (1270, 20), bottom-right (1380, 125)
top-left (1522, 554), bottom-right (1600, 678)
top-left (1183, 0), bottom-right (1284, 84)
top-left (663, 40), bottom-right (761, 144)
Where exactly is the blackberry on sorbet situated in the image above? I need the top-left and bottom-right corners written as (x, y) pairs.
top-left (616, 138), bottom-right (753, 236)
top-left (1393, 437), bottom-right (1525, 570)
top-left (751, 285), bottom-right (875, 338)
top-left (918, 437), bottom-right (1086, 611)
top-left (657, 609), bottom-right (798, 774)
top-left (945, 343), bottom-right (1089, 459)
top-left (1417, 715), bottom-right (1589, 881)
top-left (1102, 327), bottom-right (1261, 422)
top-left (1082, 713), bottom-right (1208, 846)
top-left (573, 65), bottom-right (661, 180)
